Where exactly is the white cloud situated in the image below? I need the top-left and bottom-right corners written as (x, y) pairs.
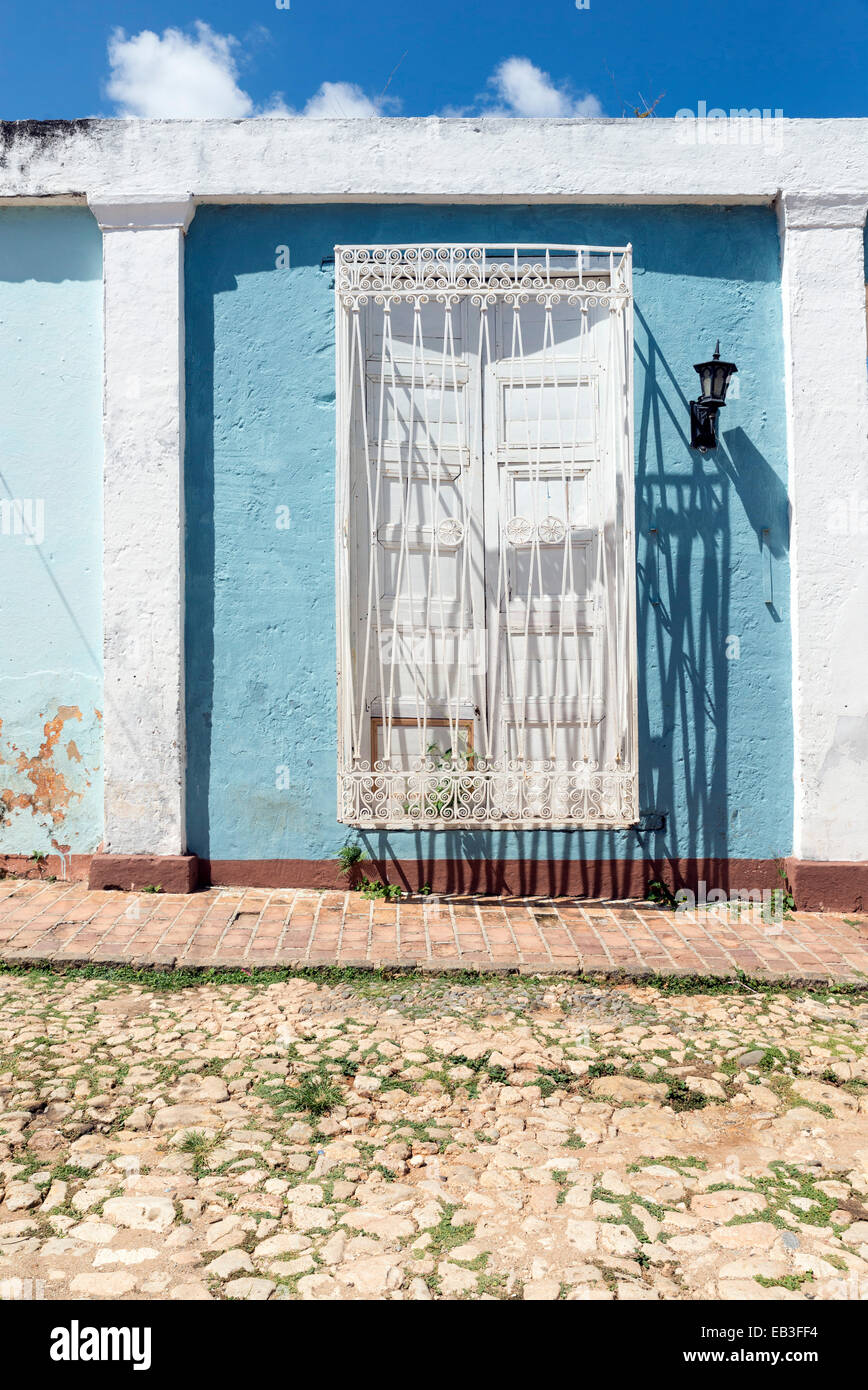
top-left (486, 57), bottom-right (602, 118)
top-left (301, 81), bottom-right (383, 118)
top-left (106, 23), bottom-right (263, 118)
top-left (105, 24), bottom-right (387, 119)
top-left (104, 27), bottom-right (597, 123)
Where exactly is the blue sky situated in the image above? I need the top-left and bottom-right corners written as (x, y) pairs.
top-left (2, 0), bottom-right (867, 120)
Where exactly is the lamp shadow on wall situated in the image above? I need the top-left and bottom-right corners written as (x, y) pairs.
top-left (720, 425), bottom-right (790, 622)
top-left (632, 307), bottom-right (731, 898)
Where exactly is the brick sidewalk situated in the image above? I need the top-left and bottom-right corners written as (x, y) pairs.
top-left (0, 878), bottom-right (866, 983)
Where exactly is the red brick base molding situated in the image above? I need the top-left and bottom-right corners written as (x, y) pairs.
top-left (202, 857), bottom-right (783, 899)
top-left (200, 857), bottom-right (868, 910)
top-left (88, 854), bottom-right (199, 895)
top-left (785, 859), bottom-right (868, 913)
top-left (0, 854), bottom-right (92, 884)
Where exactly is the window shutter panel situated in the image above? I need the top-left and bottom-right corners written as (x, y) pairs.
top-left (336, 246), bottom-right (637, 827)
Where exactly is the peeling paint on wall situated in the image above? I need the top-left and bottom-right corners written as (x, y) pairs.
top-left (0, 687), bottom-right (102, 856)
top-left (0, 706), bottom-right (97, 832)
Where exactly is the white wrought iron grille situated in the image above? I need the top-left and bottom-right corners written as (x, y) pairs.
top-left (335, 244), bottom-right (638, 828)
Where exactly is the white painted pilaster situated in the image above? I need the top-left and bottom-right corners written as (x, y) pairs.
top-left (89, 194), bottom-right (195, 855)
top-left (779, 192), bottom-right (868, 862)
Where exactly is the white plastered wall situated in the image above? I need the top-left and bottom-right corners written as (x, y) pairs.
top-left (779, 193), bottom-right (868, 863)
top-left (89, 196), bottom-right (194, 855)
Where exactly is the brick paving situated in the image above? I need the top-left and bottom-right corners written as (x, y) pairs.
top-left (0, 878), bottom-right (866, 982)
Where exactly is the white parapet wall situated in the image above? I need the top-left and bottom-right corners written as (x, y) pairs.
top-left (0, 116), bottom-right (867, 204)
top-left (0, 118), bottom-right (866, 882)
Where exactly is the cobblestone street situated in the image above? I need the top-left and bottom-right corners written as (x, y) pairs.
top-left (2, 961), bottom-right (868, 1301)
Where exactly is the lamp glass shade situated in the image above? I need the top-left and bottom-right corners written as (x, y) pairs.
top-left (693, 344), bottom-right (737, 404)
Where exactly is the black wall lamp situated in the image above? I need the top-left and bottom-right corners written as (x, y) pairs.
top-left (689, 342), bottom-right (738, 451)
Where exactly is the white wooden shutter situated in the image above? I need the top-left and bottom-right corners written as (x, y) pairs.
top-left (336, 245), bottom-right (637, 828)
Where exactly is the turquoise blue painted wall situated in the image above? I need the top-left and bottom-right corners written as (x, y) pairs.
top-left (0, 208), bottom-right (103, 858)
top-left (185, 204), bottom-right (792, 867)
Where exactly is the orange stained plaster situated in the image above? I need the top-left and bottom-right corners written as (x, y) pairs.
top-left (1, 706), bottom-right (85, 825)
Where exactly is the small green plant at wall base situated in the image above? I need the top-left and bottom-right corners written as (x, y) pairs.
top-left (337, 839), bottom-right (402, 899)
top-left (142, 885), bottom-right (163, 894)
top-left (29, 851), bottom-right (47, 864)
top-left (774, 860), bottom-right (796, 916)
top-left (337, 844), bottom-right (365, 875)
top-left (646, 878), bottom-right (678, 910)
top-left (358, 878), bottom-right (401, 902)
top-left (762, 887), bottom-right (793, 925)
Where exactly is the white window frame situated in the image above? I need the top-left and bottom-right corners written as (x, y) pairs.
top-left (335, 243), bottom-right (638, 829)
